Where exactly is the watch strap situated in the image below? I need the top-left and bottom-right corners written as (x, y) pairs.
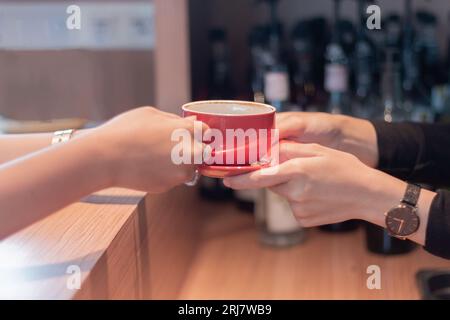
top-left (402, 183), bottom-right (421, 207)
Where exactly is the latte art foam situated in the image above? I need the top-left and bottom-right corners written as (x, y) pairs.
top-left (185, 102), bottom-right (273, 115)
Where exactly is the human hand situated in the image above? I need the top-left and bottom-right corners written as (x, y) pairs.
top-left (276, 112), bottom-right (379, 167)
top-left (224, 141), bottom-right (406, 227)
top-left (94, 106), bottom-right (207, 193)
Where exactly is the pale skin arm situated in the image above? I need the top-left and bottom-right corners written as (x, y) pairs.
top-left (0, 130), bottom-right (88, 164)
top-left (0, 130), bottom-right (110, 239)
top-left (0, 133), bottom-right (55, 163)
top-left (0, 107), bottom-right (205, 240)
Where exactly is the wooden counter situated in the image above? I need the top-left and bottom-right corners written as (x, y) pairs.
top-left (0, 186), bottom-right (207, 299)
top-left (180, 204), bottom-right (450, 300)
top-left (1, 187), bottom-right (449, 299)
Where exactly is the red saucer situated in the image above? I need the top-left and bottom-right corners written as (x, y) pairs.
top-left (199, 163), bottom-right (270, 178)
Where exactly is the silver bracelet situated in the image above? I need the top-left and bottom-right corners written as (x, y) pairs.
top-left (184, 169), bottom-right (200, 187)
top-left (51, 129), bottom-right (74, 145)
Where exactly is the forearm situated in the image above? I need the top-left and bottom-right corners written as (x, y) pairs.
top-left (0, 130), bottom-right (87, 164)
top-left (0, 133), bottom-right (53, 163)
top-left (0, 131), bottom-right (111, 240)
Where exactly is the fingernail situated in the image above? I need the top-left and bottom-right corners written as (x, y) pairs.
top-left (223, 179), bottom-right (230, 187)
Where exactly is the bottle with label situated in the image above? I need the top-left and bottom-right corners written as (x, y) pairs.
top-left (256, 189), bottom-right (306, 247)
top-left (320, 0), bottom-right (359, 233)
top-left (382, 49), bottom-right (412, 123)
top-left (264, 64), bottom-right (290, 112)
top-left (324, 0), bottom-right (351, 116)
top-left (365, 50), bottom-right (416, 255)
top-left (262, 0), bottom-right (291, 112)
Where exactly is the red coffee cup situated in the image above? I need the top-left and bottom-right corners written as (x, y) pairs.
top-left (182, 100), bottom-right (276, 167)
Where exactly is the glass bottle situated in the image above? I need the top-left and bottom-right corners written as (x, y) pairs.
top-left (365, 50), bottom-right (416, 255)
top-left (256, 189), bottom-right (306, 247)
top-left (352, 0), bottom-right (380, 119)
top-left (320, 0), bottom-right (359, 233)
top-left (291, 20), bottom-right (316, 111)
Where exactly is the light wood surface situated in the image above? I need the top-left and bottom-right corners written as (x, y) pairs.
top-left (0, 186), bottom-right (206, 299)
top-left (179, 204), bottom-right (450, 300)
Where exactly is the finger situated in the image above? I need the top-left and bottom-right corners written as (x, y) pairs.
top-left (269, 180), bottom-right (306, 202)
top-left (183, 117), bottom-right (210, 134)
top-left (279, 142), bottom-right (325, 162)
top-left (276, 112), bottom-right (306, 140)
top-left (223, 161), bottom-right (296, 190)
top-left (289, 202), bottom-right (307, 217)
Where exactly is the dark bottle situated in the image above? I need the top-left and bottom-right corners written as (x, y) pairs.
top-left (401, 0), bottom-right (430, 119)
top-left (409, 10), bottom-right (439, 123)
top-left (261, 0), bottom-right (291, 112)
top-left (352, 0), bottom-right (380, 119)
top-left (365, 223), bottom-right (416, 255)
top-left (320, 0), bottom-right (358, 233)
top-left (415, 10), bottom-right (440, 91)
top-left (385, 14), bottom-right (403, 49)
top-left (199, 28), bottom-right (234, 202)
top-left (381, 49), bottom-right (406, 122)
top-left (207, 28), bottom-right (233, 100)
top-left (249, 26), bottom-right (270, 104)
top-left (324, 0), bottom-right (352, 116)
top-left (308, 17), bottom-right (330, 111)
top-left (364, 51), bottom-right (416, 255)
top-left (291, 20), bottom-right (316, 110)
top-left (448, 12), bottom-right (450, 86)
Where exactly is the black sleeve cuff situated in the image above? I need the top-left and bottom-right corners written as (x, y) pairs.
top-left (371, 121), bottom-right (426, 180)
top-left (424, 190), bottom-right (450, 260)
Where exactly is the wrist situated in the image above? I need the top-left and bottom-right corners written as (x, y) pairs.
top-left (358, 168), bottom-right (406, 226)
top-left (358, 169), bottom-right (435, 245)
top-left (77, 128), bottom-right (116, 189)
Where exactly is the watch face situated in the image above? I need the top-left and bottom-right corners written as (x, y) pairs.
top-left (385, 205), bottom-right (420, 237)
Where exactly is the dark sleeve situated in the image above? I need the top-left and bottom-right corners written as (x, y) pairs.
top-left (371, 121), bottom-right (450, 187)
top-left (371, 121), bottom-right (450, 259)
top-left (424, 190), bottom-right (450, 259)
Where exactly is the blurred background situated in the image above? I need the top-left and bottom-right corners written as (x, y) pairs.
top-left (190, 0), bottom-right (450, 121)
